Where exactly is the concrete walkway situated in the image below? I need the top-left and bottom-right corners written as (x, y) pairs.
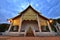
top-left (0, 36), bottom-right (60, 40)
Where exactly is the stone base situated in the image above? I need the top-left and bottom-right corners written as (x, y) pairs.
top-left (35, 32), bottom-right (58, 36)
top-left (2, 31), bottom-right (26, 36)
top-left (2, 32), bottom-right (59, 36)
top-left (2, 32), bottom-right (20, 36)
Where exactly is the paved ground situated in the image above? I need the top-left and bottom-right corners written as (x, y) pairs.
top-left (0, 36), bottom-right (60, 40)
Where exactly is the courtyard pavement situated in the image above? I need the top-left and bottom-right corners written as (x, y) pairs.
top-left (0, 36), bottom-right (60, 40)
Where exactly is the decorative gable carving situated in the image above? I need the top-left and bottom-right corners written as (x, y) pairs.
top-left (22, 7), bottom-right (37, 20)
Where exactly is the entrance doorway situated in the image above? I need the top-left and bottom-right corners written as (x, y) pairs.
top-left (21, 20), bottom-right (39, 36)
top-left (26, 27), bottom-right (34, 36)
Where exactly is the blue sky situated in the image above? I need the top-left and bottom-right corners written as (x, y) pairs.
top-left (0, 0), bottom-right (60, 23)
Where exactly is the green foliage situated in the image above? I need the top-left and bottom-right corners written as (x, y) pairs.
top-left (57, 18), bottom-right (60, 24)
top-left (50, 18), bottom-right (60, 26)
top-left (0, 23), bottom-right (10, 32)
top-left (53, 18), bottom-right (60, 24)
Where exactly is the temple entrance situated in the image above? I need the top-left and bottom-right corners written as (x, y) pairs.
top-left (21, 20), bottom-right (39, 36)
top-left (26, 27), bottom-right (34, 36)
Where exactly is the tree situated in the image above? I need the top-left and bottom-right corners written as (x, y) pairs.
top-left (57, 18), bottom-right (60, 24)
top-left (0, 23), bottom-right (10, 32)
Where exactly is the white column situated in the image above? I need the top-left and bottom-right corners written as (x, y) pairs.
top-left (54, 22), bottom-right (60, 32)
top-left (18, 15), bottom-right (22, 32)
top-left (31, 26), bottom-right (36, 36)
top-left (37, 15), bottom-right (41, 32)
top-left (56, 22), bottom-right (60, 31)
top-left (7, 23), bottom-right (12, 32)
top-left (47, 21), bottom-right (53, 32)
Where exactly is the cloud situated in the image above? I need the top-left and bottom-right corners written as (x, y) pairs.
top-left (55, 16), bottom-right (60, 19)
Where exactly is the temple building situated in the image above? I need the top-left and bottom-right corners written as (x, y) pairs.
top-left (3, 5), bottom-right (58, 36)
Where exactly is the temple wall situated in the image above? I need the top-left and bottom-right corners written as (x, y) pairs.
top-left (12, 17), bottom-right (20, 26)
top-left (22, 8), bottom-right (37, 20)
top-left (39, 17), bottom-right (48, 26)
top-left (10, 7), bottom-right (49, 27)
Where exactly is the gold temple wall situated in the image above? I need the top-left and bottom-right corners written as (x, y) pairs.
top-left (22, 8), bottom-right (37, 20)
top-left (12, 17), bottom-right (20, 26)
top-left (10, 7), bottom-right (49, 27)
top-left (23, 8), bottom-right (37, 15)
top-left (39, 17), bottom-right (48, 26)
top-left (11, 8), bottom-right (38, 26)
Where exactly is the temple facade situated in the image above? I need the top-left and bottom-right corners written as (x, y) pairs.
top-left (3, 5), bottom-right (59, 36)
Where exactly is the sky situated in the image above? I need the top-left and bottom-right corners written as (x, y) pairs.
top-left (0, 0), bottom-right (60, 23)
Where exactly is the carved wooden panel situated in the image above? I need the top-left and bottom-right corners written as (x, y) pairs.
top-left (22, 15), bottom-right (37, 20)
top-left (22, 8), bottom-right (37, 20)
